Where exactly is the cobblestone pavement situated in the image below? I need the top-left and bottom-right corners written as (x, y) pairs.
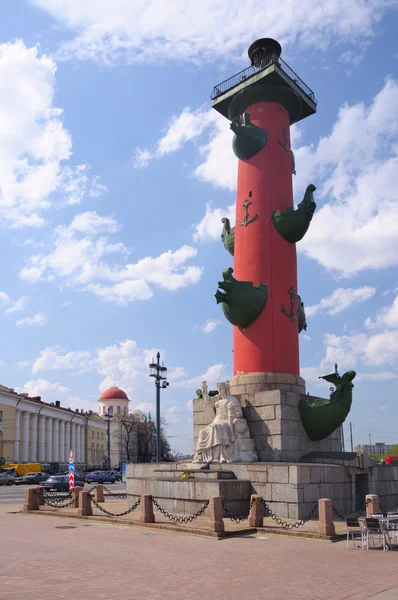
top-left (1, 504), bottom-right (397, 600)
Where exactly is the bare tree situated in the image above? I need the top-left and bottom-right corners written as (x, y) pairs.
top-left (114, 411), bottom-right (174, 464)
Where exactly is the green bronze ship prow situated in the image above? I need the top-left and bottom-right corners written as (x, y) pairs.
top-left (272, 184), bottom-right (316, 243)
top-left (299, 370), bottom-right (356, 441)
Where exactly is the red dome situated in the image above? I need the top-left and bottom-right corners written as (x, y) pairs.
top-left (99, 386), bottom-right (128, 401)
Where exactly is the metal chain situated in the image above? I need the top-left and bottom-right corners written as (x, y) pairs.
top-left (151, 498), bottom-right (209, 524)
top-left (262, 499), bottom-right (318, 529)
top-left (42, 491), bottom-right (74, 508)
top-left (89, 494), bottom-right (141, 517)
top-left (332, 505), bottom-right (346, 520)
top-left (222, 498), bottom-right (255, 523)
top-left (332, 497), bottom-right (373, 520)
top-left (98, 485), bottom-right (130, 499)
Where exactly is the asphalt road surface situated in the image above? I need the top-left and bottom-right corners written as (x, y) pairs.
top-left (0, 481), bottom-right (126, 505)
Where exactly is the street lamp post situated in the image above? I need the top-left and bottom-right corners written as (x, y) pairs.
top-left (105, 410), bottom-right (111, 470)
top-left (149, 352), bottom-right (169, 462)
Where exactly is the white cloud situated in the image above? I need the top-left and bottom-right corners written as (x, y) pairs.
top-left (168, 367), bottom-right (187, 381)
top-left (165, 80), bottom-right (398, 282)
top-left (30, 0), bottom-right (393, 65)
top-left (365, 294), bottom-right (398, 330)
top-left (16, 312), bottom-right (47, 327)
top-left (357, 372), bottom-right (398, 381)
top-left (0, 292), bottom-right (10, 305)
top-left (17, 360), bottom-right (31, 368)
top-left (17, 378), bottom-right (98, 413)
top-left (19, 213), bottom-right (202, 304)
top-left (134, 402), bottom-right (154, 413)
top-left (193, 202), bottom-right (235, 243)
top-left (201, 319), bottom-right (220, 334)
top-left (0, 292), bottom-right (30, 314)
top-left (297, 78), bottom-right (398, 276)
top-left (31, 339), bottom-right (175, 400)
top-left (32, 347), bottom-right (92, 374)
top-left (0, 41), bottom-right (104, 228)
top-left (306, 287), bottom-right (376, 317)
top-left (5, 296), bottom-right (30, 314)
top-left (69, 211), bottom-right (120, 234)
top-left (175, 363), bottom-right (226, 389)
top-left (133, 106), bottom-right (218, 170)
top-left (0, 360), bottom-right (4, 368)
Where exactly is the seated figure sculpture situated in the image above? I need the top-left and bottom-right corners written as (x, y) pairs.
top-left (193, 380), bottom-right (257, 463)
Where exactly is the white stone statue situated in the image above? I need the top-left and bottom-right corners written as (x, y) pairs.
top-left (193, 380), bottom-right (258, 463)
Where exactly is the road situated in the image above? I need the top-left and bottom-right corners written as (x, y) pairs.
top-left (0, 481), bottom-right (126, 505)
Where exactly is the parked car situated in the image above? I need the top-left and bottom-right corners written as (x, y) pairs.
top-left (0, 473), bottom-right (15, 486)
top-left (15, 472), bottom-right (50, 485)
top-left (108, 470), bottom-right (121, 481)
top-left (58, 471), bottom-right (86, 485)
top-left (85, 471), bottom-right (116, 484)
top-left (39, 475), bottom-right (73, 492)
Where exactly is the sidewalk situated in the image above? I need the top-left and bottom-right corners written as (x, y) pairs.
top-left (1, 502), bottom-right (397, 600)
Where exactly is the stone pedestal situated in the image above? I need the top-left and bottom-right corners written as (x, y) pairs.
top-left (193, 373), bottom-right (341, 463)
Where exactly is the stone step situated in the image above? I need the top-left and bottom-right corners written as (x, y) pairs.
top-left (153, 469), bottom-right (236, 480)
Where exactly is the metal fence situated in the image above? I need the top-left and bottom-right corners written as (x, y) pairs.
top-left (211, 57), bottom-right (317, 105)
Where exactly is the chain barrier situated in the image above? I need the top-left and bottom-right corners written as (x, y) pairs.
top-left (152, 498), bottom-right (209, 524)
top-left (89, 493), bottom-right (141, 517)
top-left (91, 485), bottom-right (128, 499)
top-left (332, 497), bottom-right (373, 521)
top-left (42, 491), bottom-right (74, 508)
top-left (222, 499), bottom-right (255, 523)
top-left (261, 499), bottom-right (318, 529)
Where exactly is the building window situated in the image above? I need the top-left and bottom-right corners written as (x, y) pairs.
top-left (0, 410), bottom-right (2, 422)
top-left (92, 431), bottom-right (94, 438)
top-left (97, 432), bottom-right (99, 439)
top-left (124, 406), bottom-right (127, 415)
top-left (117, 406), bottom-right (121, 414)
top-left (108, 406), bottom-right (113, 415)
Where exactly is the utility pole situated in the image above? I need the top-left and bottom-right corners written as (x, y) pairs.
top-left (349, 422), bottom-right (354, 452)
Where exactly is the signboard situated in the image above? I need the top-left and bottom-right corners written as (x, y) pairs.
top-left (121, 461), bottom-right (133, 483)
top-left (69, 449), bottom-right (75, 491)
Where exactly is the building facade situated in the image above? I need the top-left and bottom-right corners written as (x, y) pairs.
top-left (362, 442), bottom-right (397, 455)
top-left (0, 383), bottom-right (146, 470)
top-left (0, 385), bottom-right (107, 469)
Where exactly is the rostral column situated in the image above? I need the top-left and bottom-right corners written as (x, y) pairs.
top-left (214, 38), bottom-right (317, 376)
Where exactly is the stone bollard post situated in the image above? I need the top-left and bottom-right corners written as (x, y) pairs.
top-left (209, 497), bottom-right (224, 533)
top-left (318, 498), bottom-right (335, 537)
top-left (140, 494), bottom-right (155, 523)
top-left (24, 488), bottom-right (40, 511)
top-left (366, 494), bottom-right (380, 517)
top-left (35, 486), bottom-right (44, 506)
top-left (94, 485), bottom-right (104, 503)
top-left (78, 490), bottom-right (93, 516)
top-left (72, 486), bottom-right (83, 508)
top-left (248, 494), bottom-right (263, 527)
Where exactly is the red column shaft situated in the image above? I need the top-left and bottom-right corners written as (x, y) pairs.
top-left (233, 101), bottom-right (299, 376)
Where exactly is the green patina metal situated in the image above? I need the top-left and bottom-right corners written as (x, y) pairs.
top-left (215, 267), bottom-right (268, 329)
top-left (299, 370), bottom-right (356, 441)
top-left (231, 113), bottom-right (268, 160)
top-left (281, 287), bottom-right (298, 322)
top-left (278, 127), bottom-right (296, 175)
top-left (272, 184), bottom-right (317, 243)
top-left (298, 295), bottom-right (307, 333)
top-left (238, 194), bottom-right (258, 227)
top-left (221, 217), bottom-right (235, 256)
top-left (195, 389), bottom-right (219, 399)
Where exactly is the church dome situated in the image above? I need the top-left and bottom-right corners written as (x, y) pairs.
top-left (99, 386), bottom-right (128, 401)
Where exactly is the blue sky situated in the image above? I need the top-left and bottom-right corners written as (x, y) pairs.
top-left (0, 0), bottom-right (398, 455)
